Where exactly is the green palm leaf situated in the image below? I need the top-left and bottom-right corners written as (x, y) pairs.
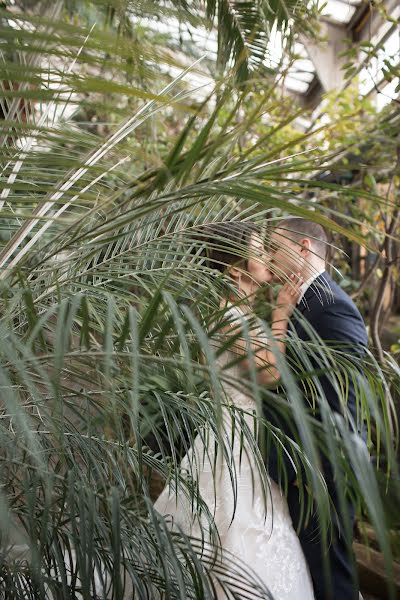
top-left (0, 2), bottom-right (399, 598)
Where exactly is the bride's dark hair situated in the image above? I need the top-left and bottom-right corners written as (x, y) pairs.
top-left (197, 221), bottom-right (261, 273)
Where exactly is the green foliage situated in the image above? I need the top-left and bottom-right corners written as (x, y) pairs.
top-left (0, 1), bottom-right (399, 598)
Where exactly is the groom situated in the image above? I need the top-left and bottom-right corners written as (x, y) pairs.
top-left (265, 217), bottom-right (368, 600)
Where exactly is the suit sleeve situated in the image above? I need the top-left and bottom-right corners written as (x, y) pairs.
top-left (305, 298), bottom-right (368, 356)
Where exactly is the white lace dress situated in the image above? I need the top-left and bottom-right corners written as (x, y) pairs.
top-left (154, 306), bottom-right (315, 600)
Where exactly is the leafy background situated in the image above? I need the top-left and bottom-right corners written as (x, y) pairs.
top-left (0, 0), bottom-right (399, 598)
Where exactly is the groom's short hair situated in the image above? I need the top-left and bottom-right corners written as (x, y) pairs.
top-left (276, 217), bottom-right (328, 261)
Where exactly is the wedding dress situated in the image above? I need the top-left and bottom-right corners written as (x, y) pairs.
top-left (154, 305), bottom-right (315, 600)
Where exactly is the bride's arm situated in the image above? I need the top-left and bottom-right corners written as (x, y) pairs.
top-left (226, 276), bottom-right (302, 386)
top-left (256, 302), bottom-right (294, 386)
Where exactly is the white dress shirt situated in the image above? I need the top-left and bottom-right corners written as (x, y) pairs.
top-left (297, 268), bottom-right (325, 305)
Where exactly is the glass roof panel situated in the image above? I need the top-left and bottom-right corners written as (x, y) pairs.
top-left (359, 27), bottom-right (399, 101)
top-left (320, 0), bottom-right (362, 24)
top-left (359, 66), bottom-right (375, 96)
top-left (376, 78), bottom-right (400, 110)
top-left (284, 75), bottom-right (310, 93)
top-left (381, 30), bottom-right (400, 69)
top-left (267, 29), bottom-right (316, 94)
top-left (132, 2), bottom-right (398, 103)
top-left (294, 116), bottom-right (312, 130)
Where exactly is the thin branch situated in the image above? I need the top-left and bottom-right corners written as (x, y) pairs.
top-left (370, 145), bottom-right (400, 363)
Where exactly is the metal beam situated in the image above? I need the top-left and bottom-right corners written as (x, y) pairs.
top-left (301, 76), bottom-right (324, 110)
top-left (300, 20), bottom-right (349, 92)
top-left (350, 0), bottom-right (400, 42)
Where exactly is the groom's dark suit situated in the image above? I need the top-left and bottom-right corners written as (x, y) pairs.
top-left (265, 271), bottom-right (368, 600)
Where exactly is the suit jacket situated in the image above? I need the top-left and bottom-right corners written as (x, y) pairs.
top-left (264, 270), bottom-right (368, 485)
top-left (292, 271), bottom-right (368, 419)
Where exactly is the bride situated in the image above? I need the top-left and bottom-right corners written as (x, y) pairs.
top-left (154, 222), bottom-right (315, 600)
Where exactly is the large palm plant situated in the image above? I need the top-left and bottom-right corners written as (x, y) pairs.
top-left (0, 1), bottom-right (399, 598)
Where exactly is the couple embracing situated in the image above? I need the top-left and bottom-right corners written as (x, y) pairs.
top-left (155, 217), bottom-right (368, 600)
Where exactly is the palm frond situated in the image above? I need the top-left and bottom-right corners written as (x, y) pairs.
top-left (0, 3), bottom-right (399, 598)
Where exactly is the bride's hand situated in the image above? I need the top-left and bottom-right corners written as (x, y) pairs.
top-left (276, 273), bottom-right (303, 316)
